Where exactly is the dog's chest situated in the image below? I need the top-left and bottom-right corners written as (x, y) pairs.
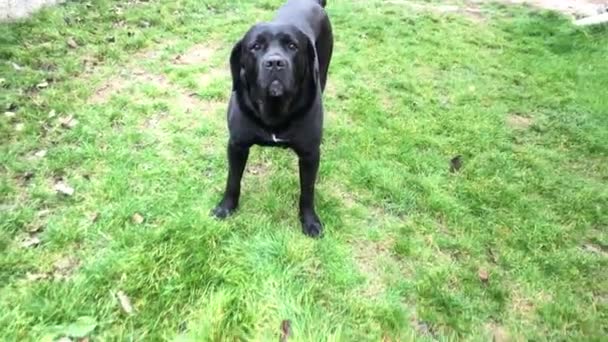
top-left (253, 129), bottom-right (291, 148)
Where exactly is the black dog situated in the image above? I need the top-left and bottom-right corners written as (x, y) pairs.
top-left (212, 0), bottom-right (333, 237)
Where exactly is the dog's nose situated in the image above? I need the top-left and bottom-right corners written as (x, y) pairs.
top-left (263, 56), bottom-right (287, 70)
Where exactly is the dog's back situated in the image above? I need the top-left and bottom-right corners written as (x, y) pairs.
top-left (274, 0), bottom-right (327, 38)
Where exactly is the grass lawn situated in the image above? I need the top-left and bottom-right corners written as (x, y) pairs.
top-left (1, 0), bottom-right (607, 340)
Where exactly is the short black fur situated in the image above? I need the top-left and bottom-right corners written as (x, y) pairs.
top-left (212, 0), bottom-right (333, 237)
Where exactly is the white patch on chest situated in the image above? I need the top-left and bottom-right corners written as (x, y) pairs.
top-left (272, 134), bottom-right (288, 143)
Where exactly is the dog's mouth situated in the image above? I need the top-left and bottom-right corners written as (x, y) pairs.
top-left (267, 80), bottom-right (285, 98)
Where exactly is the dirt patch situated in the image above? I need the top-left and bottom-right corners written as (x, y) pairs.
top-left (90, 76), bottom-right (125, 104)
top-left (352, 237), bottom-right (395, 298)
top-left (173, 42), bottom-right (229, 87)
top-left (198, 66), bottom-right (229, 88)
top-left (331, 184), bottom-right (359, 209)
top-left (386, 1), bottom-right (456, 11)
top-left (53, 256), bottom-right (80, 280)
top-left (485, 322), bottom-right (511, 342)
top-left (90, 68), bottom-right (206, 114)
top-left (173, 43), bottom-right (218, 65)
top-left (129, 43), bottom-right (172, 61)
top-left (582, 243), bottom-right (608, 257)
top-left (83, 39), bottom-right (177, 76)
top-left (142, 111), bottom-right (167, 130)
top-left (379, 93), bottom-right (397, 115)
top-left (324, 79), bottom-right (338, 98)
top-left (506, 113), bottom-right (533, 130)
top-left (385, 0), bottom-right (489, 20)
top-left (510, 286), bottom-right (552, 316)
top-left (176, 91), bottom-right (208, 114)
top-left (90, 67), bottom-right (224, 155)
top-left (511, 293), bottom-right (535, 315)
top-left (388, 0), bottom-right (607, 20)
top-left (140, 98), bottom-right (223, 141)
top-left (247, 159), bottom-right (272, 176)
top-left (82, 55), bottom-right (101, 74)
top-left (89, 38), bottom-right (222, 104)
top-left (90, 68), bottom-right (169, 104)
top-left (137, 40), bottom-right (178, 60)
top-left (410, 316), bottom-right (438, 339)
top-left (504, 0), bottom-right (608, 18)
top-left (24, 255), bottom-right (80, 282)
top-left (462, 5), bottom-right (487, 20)
top-left (325, 110), bottom-right (355, 128)
top-left (201, 99), bottom-right (225, 113)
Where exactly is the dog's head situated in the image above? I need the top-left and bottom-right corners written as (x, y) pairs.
top-left (230, 23), bottom-right (319, 127)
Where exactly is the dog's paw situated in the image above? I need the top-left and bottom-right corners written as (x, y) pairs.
top-left (300, 214), bottom-right (324, 238)
top-left (211, 203), bottom-right (236, 219)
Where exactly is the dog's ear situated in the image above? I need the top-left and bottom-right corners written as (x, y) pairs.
top-left (305, 36), bottom-right (320, 87)
top-left (229, 40), bottom-right (243, 91)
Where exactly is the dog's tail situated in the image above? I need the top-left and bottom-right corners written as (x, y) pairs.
top-left (317, 0), bottom-right (327, 8)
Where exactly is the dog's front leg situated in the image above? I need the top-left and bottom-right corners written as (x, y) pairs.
top-left (297, 148), bottom-right (323, 237)
top-left (212, 141), bottom-right (250, 219)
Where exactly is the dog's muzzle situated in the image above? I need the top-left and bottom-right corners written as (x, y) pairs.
top-left (268, 80), bottom-right (285, 97)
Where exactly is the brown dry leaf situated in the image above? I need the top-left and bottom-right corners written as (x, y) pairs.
top-left (172, 43), bottom-right (215, 65)
top-left (59, 115), bottom-right (79, 129)
top-left (21, 234), bottom-right (41, 248)
top-left (487, 248), bottom-right (499, 264)
top-left (478, 268), bottom-right (490, 283)
top-left (22, 171), bottom-right (35, 182)
top-left (27, 223), bottom-right (44, 233)
top-left (26, 272), bottom-right (49, 281)
top-left (583, 243), bottom-right (607, 256)
top-left (67, 37), bottom-right (79, 49)
top-left (89, 212), bottom-right (100, 223)
top-left (279, 319), bottom-right (292, 342)
top-left (55, 180), bottom-right (75, 196)
top-left (131, 213), bottom-right (144, 224)
top-left (450, 155), bottom-right (462, 173)
top-left (584, 244), bottom-right (601, 253)
top-left (116, 291), bottom-right (134, 315)
top-left (37, 209), bottom-right (51, 218)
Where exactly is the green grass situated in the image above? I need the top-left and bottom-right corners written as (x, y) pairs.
top-left (1, 0), bottom-right (607, 340)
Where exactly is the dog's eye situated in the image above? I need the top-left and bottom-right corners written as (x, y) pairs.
top-left (288, 42), bottom-right (298, 51)
top-left (251, 43), bottom-right (262, 51)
